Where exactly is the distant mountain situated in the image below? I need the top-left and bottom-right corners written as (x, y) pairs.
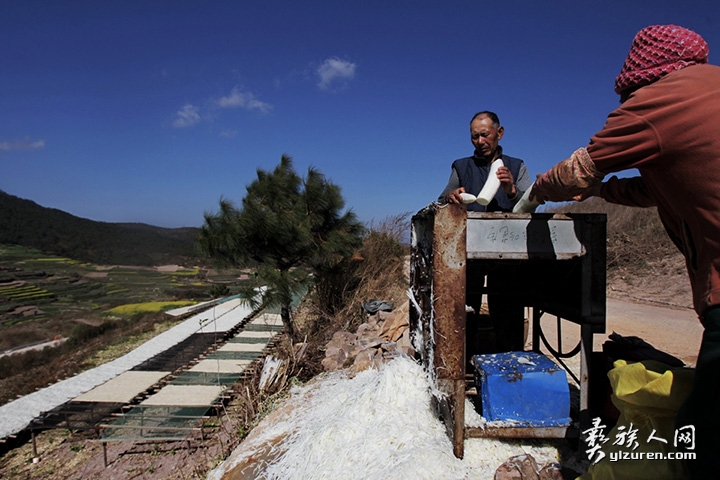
top-left (0, 190), bottom-right (202, 266)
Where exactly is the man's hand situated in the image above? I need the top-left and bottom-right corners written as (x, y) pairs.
top-left (445, 187), bottom-right (467, 204)
top-left (496, 165), bottom-right (516, 197)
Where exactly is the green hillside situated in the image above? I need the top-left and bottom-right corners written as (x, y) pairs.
top-left (0, 190), bottom-right (201, 266)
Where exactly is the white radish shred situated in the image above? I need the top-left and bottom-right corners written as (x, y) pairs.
top-left (208, 356), bottom-right (564, 480)
top-left (259, 355), bottom-right (283, 392)
top-left (262, 356), bottom-right (465, 480)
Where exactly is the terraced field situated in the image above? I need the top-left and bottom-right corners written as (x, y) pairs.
top-left (0, 244), bottom-right (249, 351)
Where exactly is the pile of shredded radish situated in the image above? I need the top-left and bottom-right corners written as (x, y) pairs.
top-left (209, 356), bottom-right (565, 479)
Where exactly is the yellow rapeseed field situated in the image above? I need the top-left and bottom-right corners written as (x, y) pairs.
top-left (106, 300), bottom-right (195, 316)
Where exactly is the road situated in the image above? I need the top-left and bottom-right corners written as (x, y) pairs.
top-left (605, 297), bottom-right (702, 365)
top-left (0, 337), bottom-right (67, 358)
top-left (531, 297), bottom-right (702, 367)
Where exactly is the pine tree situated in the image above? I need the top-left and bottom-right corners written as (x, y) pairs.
top-left (198, 155), bottom-right (364, 338)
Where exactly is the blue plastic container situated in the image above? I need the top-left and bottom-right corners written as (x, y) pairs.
top-left (472, 351), bottom-right (571, 426)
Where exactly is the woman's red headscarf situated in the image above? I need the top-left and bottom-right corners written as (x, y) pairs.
top-left (615, 24), bottom-right (709, 97)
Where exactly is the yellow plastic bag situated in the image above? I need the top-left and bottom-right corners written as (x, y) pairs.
top-left (580, 359), bottom-right (695, 480)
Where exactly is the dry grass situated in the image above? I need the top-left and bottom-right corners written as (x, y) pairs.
top-left (547, 197), bottom-right (679, 271)
top-left (293, 212), bottom-right (411, 380)
top-left (545, 198), bottom-right (691, 308)
top-left (335, 212), bottom-right (410, 321)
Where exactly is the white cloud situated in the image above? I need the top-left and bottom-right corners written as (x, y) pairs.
top-left (217, 86), bottom-right (273, 114)
top-left (171, 87), bottom-right (272, 130)
top-left (0, 137), bottom-right (45, 151)
top-left (172, 104), bottom-right (202, 128)
top-left (317, 57), bottom-right (356, 90)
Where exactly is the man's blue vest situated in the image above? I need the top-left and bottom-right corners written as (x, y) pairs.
top-left (452, 154), bottom-right (524, 212)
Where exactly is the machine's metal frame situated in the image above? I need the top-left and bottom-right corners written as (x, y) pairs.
top-left (409, 204), bottom-right (606, 458)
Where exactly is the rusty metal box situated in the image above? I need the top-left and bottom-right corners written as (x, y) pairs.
top-left (472, 351), bottom-right (571, 426)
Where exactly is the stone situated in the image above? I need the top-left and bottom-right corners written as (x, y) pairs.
top-left (322, 299), bottom-right (414, 373)
top-left (494, 454), bottom-right (539, 480)
top-left (321, 350), bottom-right (347, 371)
top-left (377, 309), bottom-right (393, 322)
top-left (396, 328), bottom-right (415, 356)
top-left (538, 463), bottom-right (563, 480)
top-left (356, 322), bottom-right (380, 337)
top-left (327, 330), bottom-right (357, 348)
top-left (351, 349), bottom-right (376, 374)
top-left (377, 302), bottom-right (409, 342)
top-left (356, 335), bottom-right (383, 350)
top-left (494, 463), bottom-right (522, 480)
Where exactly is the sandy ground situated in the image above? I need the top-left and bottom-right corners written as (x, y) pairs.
top-left (605, 297), bottom-right (701, 365)
top-left (531, 297), bottom-right (701, 371)
top-left (608, 256), bottom-right (702, 364)
top-left (533, 254), bottom-right (701, 368)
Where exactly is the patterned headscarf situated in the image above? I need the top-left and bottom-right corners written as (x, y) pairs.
top-left (614, 25), bottom-right (709, 96)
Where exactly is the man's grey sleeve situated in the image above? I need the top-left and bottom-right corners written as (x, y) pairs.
top-left (510, 162), bottom-right (532, 206)
top-left (438, 167), bottom-right (460, 203)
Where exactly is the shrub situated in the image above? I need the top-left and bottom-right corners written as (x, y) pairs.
top-left (209, 284), bottom-right (231, 298)
top-left (68, 320), bottom-right (120, 345)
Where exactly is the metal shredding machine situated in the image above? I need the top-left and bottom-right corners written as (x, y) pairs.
top-left (409, 203), bottom-right (607, 458)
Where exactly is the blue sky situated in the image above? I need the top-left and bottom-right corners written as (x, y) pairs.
top-left (2, 1), bottom-right (719, 228)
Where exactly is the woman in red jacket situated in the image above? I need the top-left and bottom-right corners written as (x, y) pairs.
top-left (532, 25), bottom-right (719, 478)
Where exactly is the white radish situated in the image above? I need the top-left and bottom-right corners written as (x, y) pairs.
top-left (476, 159), bottom-right (503, 205)
top-left (459, 192), bottom-right (477, 204)
top-left (512, 181), bottom-right (541, 213)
